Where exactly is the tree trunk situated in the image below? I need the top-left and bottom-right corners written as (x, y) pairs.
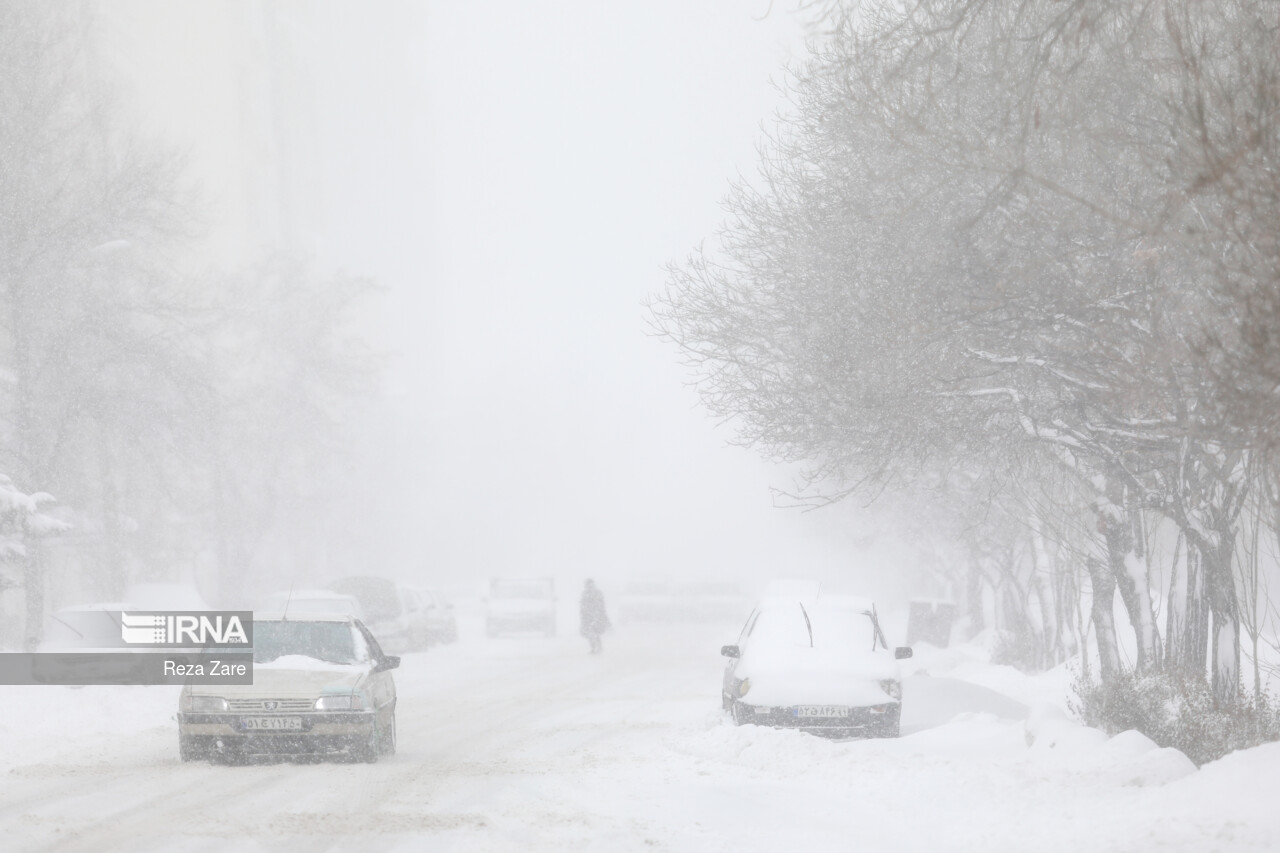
top-left (1202, 527), bottom-right (1240, 705)
top-left (1100, 479), bottom-right (1160, 672)
top-left (965, 559), bottom-right (985, 638)
top-left (1183, 546), bottom-right (1210, 679)
top-left (1164, 531), bottom-right (1184, 675)
top-left (1086, 556), bottom-right (1122, 684)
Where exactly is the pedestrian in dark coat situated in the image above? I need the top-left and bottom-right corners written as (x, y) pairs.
top-left (579, 579), bottom-right (610, 654)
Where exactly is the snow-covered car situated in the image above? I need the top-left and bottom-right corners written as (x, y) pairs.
top-left (36, 602), bottom-right (148, 684)
top-left (259, 589), bottom-right (365, 621)
top-left (485, 577), bottom-right (556, 637)
top-left (720, 594), bottom-right (912, 737)
top-left (177, 613), bottom-right (399, 763)
top-left (329, 576), bottom-right (425, 652)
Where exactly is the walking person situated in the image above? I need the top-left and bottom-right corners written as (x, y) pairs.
top-left (579, 579), bottom-right (610, 654)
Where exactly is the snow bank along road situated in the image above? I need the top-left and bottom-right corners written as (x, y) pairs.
top-left (1, 622), bottom-right (1277, 852)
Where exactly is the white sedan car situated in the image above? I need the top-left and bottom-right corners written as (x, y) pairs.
top-left (178, 614), bottom-right (398, 762)
top-left (720, 594), bottom-right (911, 737)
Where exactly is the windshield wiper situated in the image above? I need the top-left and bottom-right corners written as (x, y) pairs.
top-left (798, 602), bottom-right (814, 648)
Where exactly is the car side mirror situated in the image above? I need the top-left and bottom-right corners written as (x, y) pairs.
top-left (377, 655), bottom-right (401, 672)
top-left (720, 645), bottom-right (740, 658)
top-left (895, 647), bottom-right (913, 660)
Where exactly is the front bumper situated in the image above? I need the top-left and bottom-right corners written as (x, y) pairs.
top-left (737, 702), bottom-right (900, 736)
top-left (178, 711), bottom-right (375, 753)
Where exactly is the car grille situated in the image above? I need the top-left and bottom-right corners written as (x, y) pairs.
top-left (227, 698), bottom-right (314, 712)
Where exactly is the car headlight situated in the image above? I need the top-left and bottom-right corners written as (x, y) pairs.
top-left (737, 678), bottom-right (751, 698)
top-left (879, 679), bottom-right (902, 701)
top-left (314, 693), bottom-right (365, 711)
top-left (185, 695), bottom-right (228, 713)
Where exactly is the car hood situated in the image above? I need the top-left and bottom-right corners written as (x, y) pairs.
top-left (738, 646), bottom-right (900, 707)
top-left (189, 656), bottom-right (369, 697)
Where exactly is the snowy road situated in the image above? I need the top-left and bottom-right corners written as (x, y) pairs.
top-left (1, 621), bottom-right (1277, 852)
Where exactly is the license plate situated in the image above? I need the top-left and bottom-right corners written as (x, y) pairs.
top-left (793, 706), bottom-right (849, 718)
top-left (241, 716), bottom-right (303, 731)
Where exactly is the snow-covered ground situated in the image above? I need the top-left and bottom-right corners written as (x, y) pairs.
top-left (0, 619), bottom-right (1276, 852)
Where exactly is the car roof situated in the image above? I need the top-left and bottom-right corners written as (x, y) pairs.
top-left (753, 593), bottom-right (877, 615)
top-left (252, 612), bottom-right (356, 623)
top-left (264, 589), bottom-right (358, 600)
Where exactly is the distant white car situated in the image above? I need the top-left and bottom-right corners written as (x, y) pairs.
top-left (617, 578), bottom-right (677, 623)
top-left (260, 589), bottom-right (365, 621)
top-left (122, 583), bottom-right (211, 611)
top-left (720, 593), bottom-right (912, 737)
top-left (177, 613), bottom-right (399, 763)
top-left (405, 588), bottom-right (458, 645)
top-left (485, 577), bottom-right (556, 637)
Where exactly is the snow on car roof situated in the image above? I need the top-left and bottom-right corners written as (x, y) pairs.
top-left (265, 589), bottom-right (357, 600)
top-left (252, 612), bottom-right (355, 623)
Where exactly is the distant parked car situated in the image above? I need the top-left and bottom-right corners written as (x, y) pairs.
top-left (408, 588), bottom-right (458, 645)
top-left (259, 589), bottom-right (365, 621)
top-left (485, 577), bottom-right (556, 637)
top-left (37, 602), bottom-right (148, 684)
top-left (617, 578), bottom-right (676, 623)
top-left (177, 613), bottom-right (399, 763)
top-left (122, 582), bottom-right (210, 611)
top-left (720, 593), bottom-right (911, 738)
top-left (330, 576), bottom-right (425, 652)
top-left (675, 580), bottom-right (748, 622)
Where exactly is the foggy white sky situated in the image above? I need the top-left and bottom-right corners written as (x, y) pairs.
top-left (105, 1), bottom-right (919, 600)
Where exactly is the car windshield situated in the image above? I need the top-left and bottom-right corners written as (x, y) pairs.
top-left (491, 580), bottom-right (552, 599)
top-left (252, 621), bottom-right (362, 665)
top-left (750, 602), bottom-right (878, 651)
top-left (810, 606), bottom-right (880, 651)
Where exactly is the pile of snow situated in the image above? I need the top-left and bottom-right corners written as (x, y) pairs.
top-left (1024, 703), bottom-right (1197, 787)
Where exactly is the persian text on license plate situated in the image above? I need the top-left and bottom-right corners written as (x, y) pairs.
top-left (241, 716), bottom-right (303, 731)
top-left (793, 706), bottom-right (850, 718)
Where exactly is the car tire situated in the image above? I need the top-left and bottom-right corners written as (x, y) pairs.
top-left (179, 734), bottom-right (203, 762)
top-left (729, 701), bottom-right (750, 726)
top-left (353, 722), bottom-right (380, 764)
top-left (379, 710), bottom-right (397, 756)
